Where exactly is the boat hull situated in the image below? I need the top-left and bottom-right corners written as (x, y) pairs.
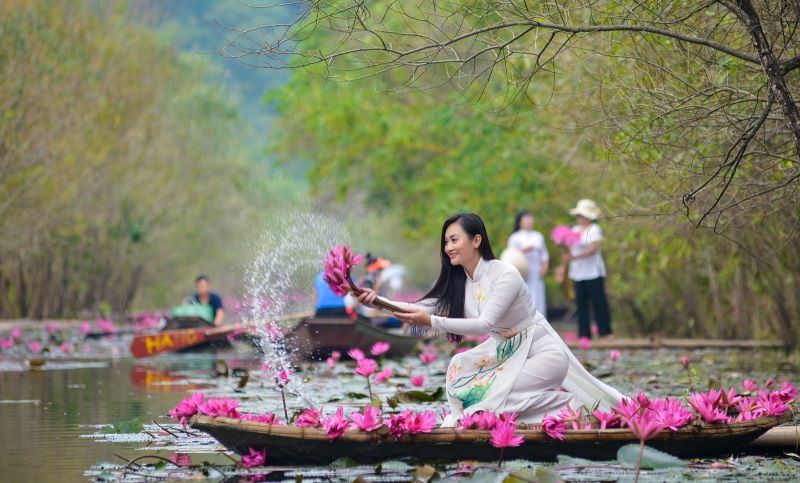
top-left (190, 413), bottom-right (791, 463)
top-left (290, 317), bottom-right (421, 360)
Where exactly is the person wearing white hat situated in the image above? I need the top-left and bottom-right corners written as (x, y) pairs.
top-left (562, 199), bottom-right (612, 339)
top-left (507, 209), bottom-right (549, 316)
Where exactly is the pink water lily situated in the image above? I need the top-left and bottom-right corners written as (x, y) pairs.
top-left (680, 355), bottom-right (690, 369)
top-left (170, 452), bottom-right (191, 466)
top-left (347, 348), bottom-right (365, 361)
top-left (370, 341), bottom-right (391, 356)
top-left (651, 398), bottom-right (694, 431)
top-left (591, 410), bottom-right (620, 430)
top-left (44, 322), bottom-right (59, 334)
top-left (687, 393), bottom-right (730, 424)
top-left (404, 410), bottom-right (437, 434)
top-left (330, 351), bottom-right (342, 361)
top-left (460, 411), bottom-right (499, 430)
top-left (578, 337), bottom-right (591, 350)
top-left (59, 342), bottom-right (72, 353)
top-left (0, 338), bottom-right (14, 350)
top-left (10, 327), bottom-right (23, 339)
top-left (79, 322), bottom-right (92, 334)
top-left (95, 318), bottom-right (115, 333)
top-left (490, 421), bottom-right (524, 448)
top-left (355, 358), bottom-right (378, 377)
top-left (419, 352), bottom-right (437, 364)
top-left (321, 407), bottom-right (350, 441)
top-left (612, 397), bottom-right (640, 421)
top-left (241, 447), bottom-right (266, 468)
top-left (742, 379), bottom-right (759, 392)
top-left (326, 356), bottom-right (337, 368)
top-left (765, 377), bottom-right (777, 389)
top-left (199, 397), bottom-right (240, 419)
top-left (634, 389), bottom-right (653, 410)
top-left (557, 406), bottom-right (583, 430)
top-left (609, 350), bottom-right (621, 363)
top-left (275, 369), bottom-right (291, 387)
top-left (349, 406), bottom-right (384, 432)
top-left (775, 381), bottom-right (798, 403)
top-left (374, 367), bottom-right (393, 383)
top-left (27, 341), bottom-right (42, 353)
top-left (295, 407), bottom-right (323, 427)
top-left (168, 392), bottom-right (205, 425)
top-left (241, 411), bottom-right (282, 425)
top-left (410, 375), bottom-right (425, 387)
top-left (387, 410), bottom-right (410, 438)
top-left (323, 245), bottom-right (365, 296)
top-left (542, 415), bottom-right (566, 440)
top-left (626, 413), bottom-right (665, 442)
top-left (755, 390), bottom-right (790, 417)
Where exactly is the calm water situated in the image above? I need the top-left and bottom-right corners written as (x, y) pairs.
top-left (1, 340), bottom-right (799, 482)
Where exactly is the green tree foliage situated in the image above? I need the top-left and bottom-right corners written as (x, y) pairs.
top-left (0, 0), bottom-right (292, 317)
top-left (265, 2), bottom-right (800, 347)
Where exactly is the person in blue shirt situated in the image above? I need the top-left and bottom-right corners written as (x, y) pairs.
top-left (313, 271), bottom-right (348, 317)
top-left (192, 275), bottom-right (225, 326)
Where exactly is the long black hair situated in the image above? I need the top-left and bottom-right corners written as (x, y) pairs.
top-left (513, 209), bottom-right (533, 233)
top-left (421, 213), bottom-right (496, 319)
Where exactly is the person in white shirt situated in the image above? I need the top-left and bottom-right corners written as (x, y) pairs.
top-left (561, 199), bottom-right (612, 339)
top-left (507, 209), bottom-right (549, 315)
top-left (355, 212), bottom-right (622, 426)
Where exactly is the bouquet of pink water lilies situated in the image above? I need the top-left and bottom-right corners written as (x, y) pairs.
top-left (550, 224), bottom-right (581, 247)
top-left (322, 245), bottom-right (405, 313)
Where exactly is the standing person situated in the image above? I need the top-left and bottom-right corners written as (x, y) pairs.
top-left (192, 275), bottom-right (225, 326)
top-left (507, 210), bottom-right (550, 315)
top-left (561, 199), bottom-right (612, 339)
top-left (355, 213), bottom-right (623, 426)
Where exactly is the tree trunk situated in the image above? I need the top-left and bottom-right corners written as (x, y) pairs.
top-left (736, 0), bottom-right (800, 158)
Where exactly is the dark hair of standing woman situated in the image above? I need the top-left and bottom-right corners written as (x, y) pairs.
top-left (421, 213), bottom-right (496, 321)
top-left (513, 209), bottom-right (533, 233)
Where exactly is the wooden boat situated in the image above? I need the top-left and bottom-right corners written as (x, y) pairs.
top-left (289, 317), bottom-right (423, 360)
top-left (190, 412), bottom-right (793, 463)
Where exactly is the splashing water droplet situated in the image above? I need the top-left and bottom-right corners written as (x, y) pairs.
top-left (243, 209), bottom-right (348, 406)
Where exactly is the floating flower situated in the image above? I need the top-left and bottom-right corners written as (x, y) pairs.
top-left (419, 352), bottom-right (438, 365)
top-left (490, 421), bottom-right (524, 448)
top-left (578, 337), bottom-right (591, 350)
top-left (79, 322), bottom-right (92, 335)
top-left (10, 327), bottom-right (23, 339)
top-left (330, 350), bottom-right (342, 361)
top-left (95, 318), bottom-right (115, 333)
top-left (370, 341), bottom-right (390, 356)
top-left (754, 390), bottom-right (790, 417)
top-left (321, 407), bottom-right (350, 441)
top-left (44, 322), bottom-right (59, 334)
top-left (241, 447), bottom-right (266, 468)
top-left (609, 350), bottom-right (621, 363)
top-left (410, 375), bottom-right (425, 387)
top-left (374, 367), bottom-right (393, 383)
top-left (170, 452), bottom-right (191, 466)
top-left (349, 406), bottom-right (383, 432)
top-left (295, 407), bottom-right (322, 428)
top-left (557, 406), bottom-right (583, 430)
top-left (326, 357), bottom-right (336, 368)
top-left (541, 415), bottom-right (566, 440)
top-left (168, 392), bottom-right (205, 425)
top-left (347, 348), bottom-right (365, 361)
top-left (612, 397), bottom-right (640, 422)
top-left (27, 341), bottom-right (42, 353)
top-left (387, 411), bottom-right (409, 438)
top-left (687, 393), bottom-right (730, 424)
top-left (591, 410), bottom-right (620, 430)
top-left (355, 358), bottom-right (378, 377)
top-left (742, 379), bottom-right (759, 392)
top-left (240, 412), bottom-right (282, 425)
top-left (0, 338), bottom-right (14, 350)
top-left (322, 245), bottom-right (365, 296)
top-left (59, 342), bottom-right (72, 353)
top-left (404, 410), bottom-right (437, 434)
top-left (680, 355), bottom-right (690, 369)
top-left (776, 381), bottom-right (798, 403)
top-left (765, 377), bottom-right (777, 389)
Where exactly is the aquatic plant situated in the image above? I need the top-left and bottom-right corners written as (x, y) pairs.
top-left (323, 244), bottom-right (364, 296)
top-left (349, 406), bottom-right (383, 432)
top-left (591, 409), bottom-right (620, 430)
top-left (625, 411), bottom-right (666, 483)
top-left (550, 225), bottom-right (581, 247)
top-left (241, 447), bottom-right (266, 468)
top-left (321, 407), bottom-right (349, 441)
top-left (370, 341), bottom-right (391, 356)
top-left (374, 367), bottom-right (393, 383)
top-left (295, 407), bottom-right (322, 428)
top-left (541, 415), bottom-right (566, 440)
top-left (355, 357), bottom-right (378, 398)
top-left (609, 350), bottom-right (621, 364)
top-left (348, 348), bottom-right (365, 360)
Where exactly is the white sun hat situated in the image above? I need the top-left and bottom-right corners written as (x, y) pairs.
top-left (569, 199), bottom-right (602, 220)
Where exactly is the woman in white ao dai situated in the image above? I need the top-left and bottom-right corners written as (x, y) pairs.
top-left (357, 213), bottom-right (623, 426)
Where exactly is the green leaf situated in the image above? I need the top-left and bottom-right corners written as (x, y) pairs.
top-left (346, 392), bottom-right (370, 399)
top-left (329, 456), bottom-right (360, 468)
top-left (617, 444), bottom-right (686, 469)
top-left (154, 460), bottom-right (166, 470)
top-left (395, 387), bottom-right (444, 402)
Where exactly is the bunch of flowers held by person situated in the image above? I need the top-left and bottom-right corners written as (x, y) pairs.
top-left (322, 245), bottom-right (364, 296)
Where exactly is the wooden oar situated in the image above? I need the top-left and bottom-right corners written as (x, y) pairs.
top-left (129, 310), bottom-right (312, 358)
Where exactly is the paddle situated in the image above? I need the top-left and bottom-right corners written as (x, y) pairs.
top-left (129, 310), bottom-right (312, 358)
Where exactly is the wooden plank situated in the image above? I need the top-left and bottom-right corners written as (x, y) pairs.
top-left (564, 338), bottom-right (785, 350)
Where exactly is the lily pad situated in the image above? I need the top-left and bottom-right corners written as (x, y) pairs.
top-left (617, 444), bottom-right (686, 469)
top-left (395, 387), bottom-right (444, 402)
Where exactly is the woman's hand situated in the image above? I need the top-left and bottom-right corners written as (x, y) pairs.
top-left (393, 308), bottom-right (432, 327)
top-left (355, 288), bottom-right (378, 307)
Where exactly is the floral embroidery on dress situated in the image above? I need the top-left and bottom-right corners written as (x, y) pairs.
top-left (476, 355), bottom-right (494, 368)
top-left (474, 282), bottom-right (485, 306)
top-left (446, 363), bottom-right (461, 383)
